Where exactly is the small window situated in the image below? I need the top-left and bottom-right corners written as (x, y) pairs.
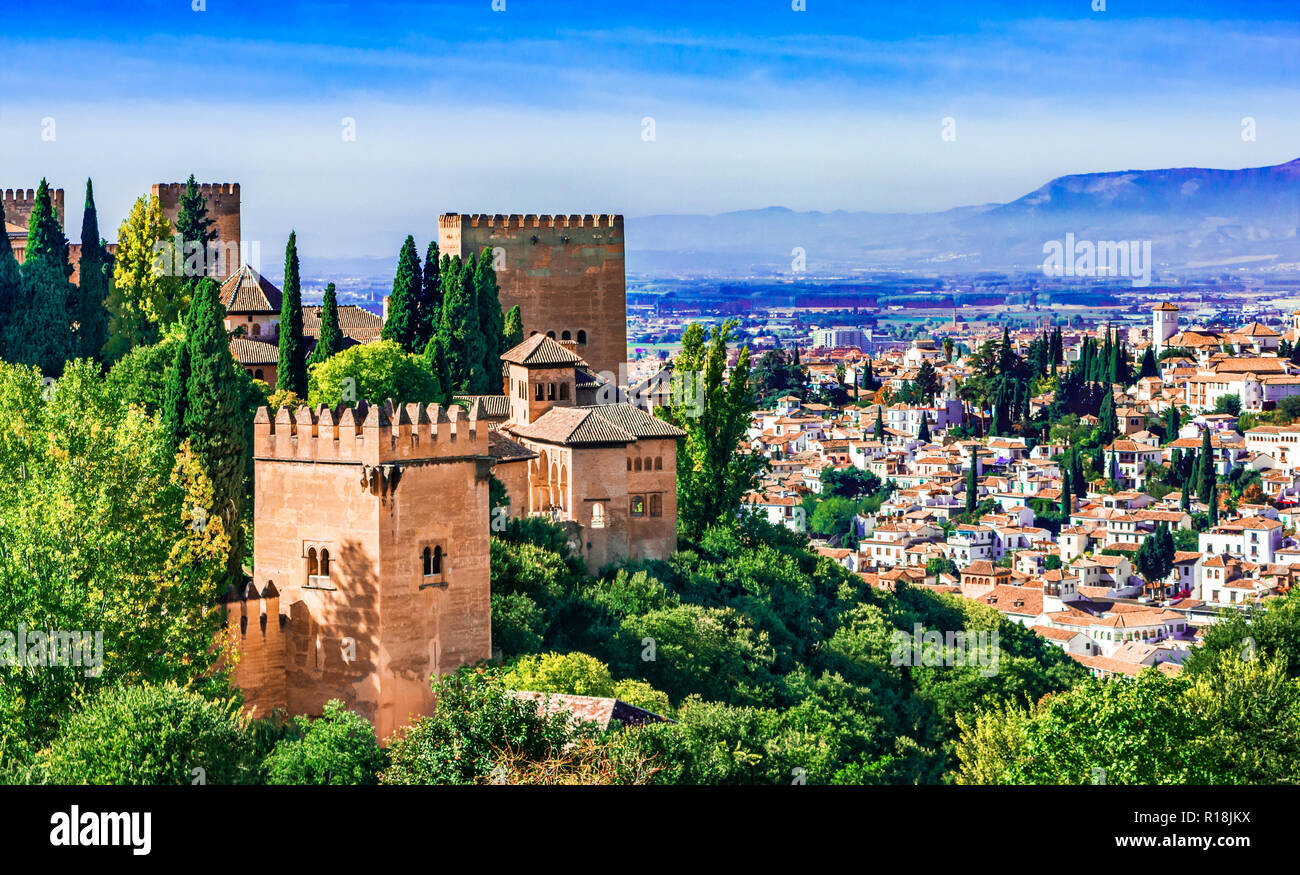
top-left (423, 545), bottom-right (443, 577)
top-left (308, 547), bottom-right (331, 586)
top-left (254, 369), bottom-right (264, 380)
top-left (534, 382), bottom-right (544, 401)
top-left (559, 383), bottom-right (570, 401)
top-left (630, 495), bottom-right (645, 517)
top-left (591, 503), bottom-right (607, 529)
top-left (649, 494), bottom-right (663, 517)
top-left (577, 330), bottom-right (587, 345)
top-left (252, 323), bottom-right (261, 337)
top-left (547, 383), bottom-right (557, 401)
top-left (634, 458), bottom-right (643, 472)
top-left (655, 457), bottom-right (663, 470)
top-left (547, 331), bottom-right (556, 339)
top-left (627, 458), bottom-right (632, 471)
top-left (530, 330), bottom-right (539, 336)
top-left (561, 330), bottom-right (571, 341)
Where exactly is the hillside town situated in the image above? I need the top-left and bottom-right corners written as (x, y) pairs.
top-left (742, 302), bottom-right (1300, 680)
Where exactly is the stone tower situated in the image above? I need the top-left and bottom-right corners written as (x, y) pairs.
top-left (439, 213), bottom-right (627, 378)
top-left (242, 399), bottom-right (493, 738)
top-left (1152, 302), bottom-right (1179, 354)
top-left (151, 182), bottom-right (242, 279)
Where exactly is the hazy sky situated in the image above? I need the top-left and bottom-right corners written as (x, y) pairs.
top-left (2, 0), bottom-right (1297, 259)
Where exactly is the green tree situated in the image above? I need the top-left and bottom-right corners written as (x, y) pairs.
top-left (418, 240), bottom-right (442, 350)
top-left (37, 683), bottom-right (256, 785)
top-left (1139, 346), bottom-right (1159, 379)
top-left (672, 320), bottom-right (763, 538)
top-left (179, 278), bottom-right (249, 590)
top-left (174, 174), bottom-right (218, 282)
top-left (917, 414), bottom-right (931, 442)
top-left (0, 364), bottom-right (232, 759)
top-left (1099, 390), bottom-right (1118, 442)
top-left (74, 179), bottom-right (110, 363)
top-left (474, 247), bottom-right (505, 392)
top-left (382, 235), bottom-right (421, 352)
top-left (107, 193), bottom-right (184, 357)
top-left (24, 178), bottom-right (70, 277)
top-left (1197, 428), bottom-right (1216, 505)
top-left (436, 255), bottom-right (488, 394)
top-left (915, 358), bottom-right (939, 405)
top-left (4, 256), bottom-right (76, 376)
top-left (307, 339), bottom-right (443, 407)
top-left (965, 458), bottom-right (978, 514)
top-left (503, 304), bottom-right (524, 351)
top-left (264, 699), bottom-right (387, 785)
top-left (277, 231), bottom-right (307, 397)
top-left (380, 669), bottom-right (585, 785)
top-left (306, 282), bottom-right (344, 369)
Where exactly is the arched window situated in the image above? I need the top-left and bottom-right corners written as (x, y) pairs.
top-left (559, 383), bottom-right (570, 401)
top-left (423, 546), bottom-right (443, 577)
top-left (591, 503), bottom-right (606, 529)
top-left (530, 330), bottom-right (539, 336)
top-left (252, 323), bottom-right (261, 337)
top-left (534, 382), bottom-right (544, 401)
top-left (655, 457), bottom-right (663, 470)
top-left (577, 330), bottom-right (587, 345)
top-left (547, 383), bottom-right (557, 401)
top-left (547, 331), bottom-right (556, 339)
top-left (561, 330), bottom-right (571, 341)
top-left (650, 494), bottom-right (663, 517)
top-left (627, 458), bottom-right (632, 471)
top-left (308, 547), bottom-right (331, 586)
top-left (254, 369), bottom-right (264, 380)
top-left (634, 458), bottom-right (643, 472)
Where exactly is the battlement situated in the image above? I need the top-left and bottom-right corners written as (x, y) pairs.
top-left (2, 187), bottom-right (65, 230)
top-left (151, 182), bottom-right (241, 197)
top-left (439, 213), bottom-right (622, 230)
top-left (253, 399), bottom-right (487, 464)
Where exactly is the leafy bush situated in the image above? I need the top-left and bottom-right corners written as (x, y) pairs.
top-left (264, 699), bottom-right (387, 785)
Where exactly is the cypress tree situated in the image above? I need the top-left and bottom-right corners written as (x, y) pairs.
top-left (74, 179), bottom-right (110, 362)
top-left (306, 282), bottom-right (343, 369)
top-left (1060, 465), bottom-right (1071, 517)
top-left (162, 337), bottom-right (191, 452)
top-left (874, 406), bottom-right (885, 441)
top-left (277, 231), bottom-right (307, 397)
top-left (418, 240), bottom-right (442, 351)
top-left (1109, 446), bottom-right (1119, 485)
top-left (965, 456), bottom-right (978, 514)
top-left (917, 415), bottom-right (931, 443)
top-left (474, 247), bottom-right (505, 390)
top-left (1139, 346), bottom-right (1158, 380)
top-left (437, 255), bottom-right (485, 394)
top-left (175, 174), bottom-right (217, 280)
top-left (1099, 390), bottom-right (1118, 441)
top-left (180, 278), bottom-right (247, 589)
top-left (0, 198), bottom-right (21, 360)
top-left (24, 178), bottom-right (71, 277)
top-left (503, 304), bottom-right (524, 351)
top-left (6, 257), bottom-right (76, 376)
top-left (382, 235), bottom-right (421, 351)
top-left (1198, 428), bottom-right (1215, 505)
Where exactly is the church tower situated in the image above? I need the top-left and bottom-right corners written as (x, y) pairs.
top-left (1152, 302), bottom-right (1179, 355)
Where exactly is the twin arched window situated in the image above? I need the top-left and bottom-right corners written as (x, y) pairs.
top-left (307, 547), bottom-right (331, 585)
top-left (422, 545), bottom-right (443, 577)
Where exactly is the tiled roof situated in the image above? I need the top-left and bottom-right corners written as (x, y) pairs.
top-left (303, 304), bottom-right (383, 343)
top-left (511, 406), bottom-right (637, 446)
top-left (219, 265), bottom-right (282, 313)
top-left (577, 403), bottom-right (686, 439)
top-left (229, 337), bottom-right (279, 365)
top-left (488, 429), bottom-right (537, 462)
top-left (501, 333), bottom-right (586, 367)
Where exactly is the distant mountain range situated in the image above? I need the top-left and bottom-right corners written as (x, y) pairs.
top-left (626, 157), bottom-right (1300, 278)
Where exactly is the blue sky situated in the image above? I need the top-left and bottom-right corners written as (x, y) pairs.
top-left (2, 0), bottom-right (1296, 258)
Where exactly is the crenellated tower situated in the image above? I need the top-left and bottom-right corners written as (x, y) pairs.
top-left (439, 213), bottom-right (627, 378)
top-left (243, 399), bottom-right (493, 738)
